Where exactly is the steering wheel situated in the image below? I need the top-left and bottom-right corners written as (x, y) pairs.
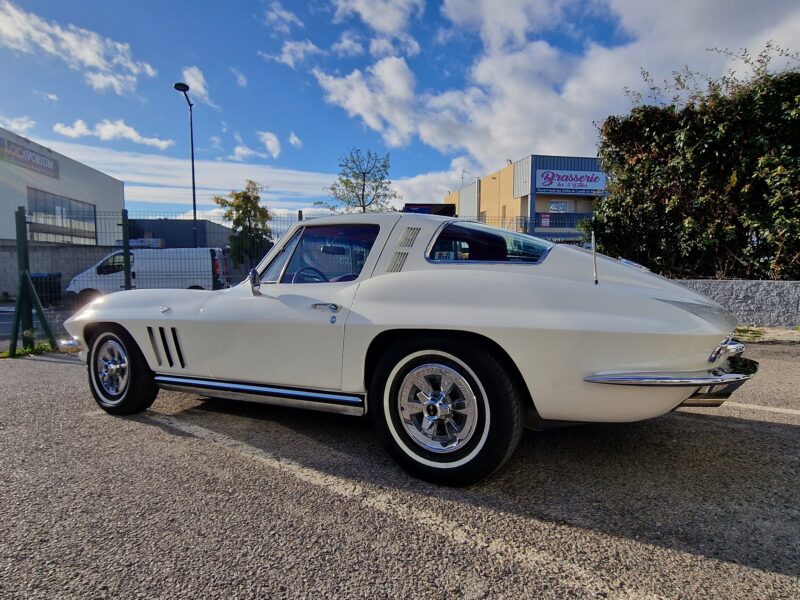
top-left (291, 265), bottom-right (329, 284)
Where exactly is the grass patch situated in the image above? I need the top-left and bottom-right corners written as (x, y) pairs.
top-left (0, 342), bottom-right (56, 359)
top-left (734, 326), bottom-right (765, 341)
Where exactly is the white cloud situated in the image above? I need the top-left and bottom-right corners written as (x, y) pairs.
top-left (333, 0), bottom-right (423, 57)
top-left (264, 1), bottom-right (304, 35)
top-left (333, 0), bottom-right (423, 35)
top-left (314, 0), bottom-right (800, 173)
top-left (288, 131), bottom-right (302, 148)
top-left (230, 67), bottom-right (247, 87)
top-left (313, 56), bottom-right (416, 147)
top-left (228, 144), bottom-right (267, 161)
top-left (260, 39), bottom-right (323, 69)
top-left (182, 65), bottom-right (216, 107)
top-left (38, 138), bottom-right (336, 208)
top-left (52, 119), bottom-right (91, 138)
top-left (52, 118), bottom-right (174, 150)
top-left (0, 113), bottom-right (36, 133)
top-left (392, 156), bottom-right (475, 208)
top-left (0, 0), bottom-right (155, 95)
top-left (257, 131), bottom-right (281, 158)
top-left (209, 135), bottom-right (223, 150)
top-left (33, 89), bottom-right (58, 102)
top-left (332, 30), bottom-right (365, 56)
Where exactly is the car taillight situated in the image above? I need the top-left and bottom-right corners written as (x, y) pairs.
top-left (213, 256), bottom-right (220, 279)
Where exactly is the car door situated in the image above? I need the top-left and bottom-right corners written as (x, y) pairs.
top-left (197, 219), bottom-right (397, 390)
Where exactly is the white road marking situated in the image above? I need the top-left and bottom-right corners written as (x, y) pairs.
top-left (724, 401), bottom-right (800, 417)
top-left (144, 412), bottom-right (662, 600)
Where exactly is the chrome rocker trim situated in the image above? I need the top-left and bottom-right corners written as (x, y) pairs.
top-left (154, 375), bottom-right (366, 416)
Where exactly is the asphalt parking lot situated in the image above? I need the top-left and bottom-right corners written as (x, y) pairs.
top-left (1, 344), bottom-right (798, 599)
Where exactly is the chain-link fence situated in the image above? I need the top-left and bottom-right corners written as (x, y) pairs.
top-left (1, 206), bottom-right (589, 347)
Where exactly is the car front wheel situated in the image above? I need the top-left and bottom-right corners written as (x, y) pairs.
top-left (88, 325), bottom-right (158, 415)
top-left (372, 337), bottom-right (524, 486)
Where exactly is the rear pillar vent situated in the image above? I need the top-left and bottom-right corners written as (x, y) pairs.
top-left (397, 227), bottom-right (421, 248)
top-left (385, 252), bottom-right (409, 273)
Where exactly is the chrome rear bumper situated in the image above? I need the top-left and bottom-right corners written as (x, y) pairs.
top-left (584, 339), bottom-right (758, 407)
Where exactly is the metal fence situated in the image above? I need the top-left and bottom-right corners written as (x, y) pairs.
top-left (461, 213), bottom-right (592, 243)
top-left (1, 206), bottom-right (590, 347)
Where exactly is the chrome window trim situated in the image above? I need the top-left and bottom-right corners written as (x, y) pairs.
top-left (277, 227), bottom-right (306, 284)
top-left (424, 219), bottom-right (555, 266)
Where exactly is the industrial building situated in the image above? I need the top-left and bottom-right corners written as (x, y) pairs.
top-left (128, 218), bottom-right (233, 249)
top-left (0, 126), bottom-right (124, 245)
top-left (444, 154), bottom-right (606, 241)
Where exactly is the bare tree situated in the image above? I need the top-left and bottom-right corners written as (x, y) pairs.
top-left (319, 147), bottom-right (400, 213)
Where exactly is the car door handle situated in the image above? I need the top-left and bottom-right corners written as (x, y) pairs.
top-left (311, 303), bottom-right (340, 313)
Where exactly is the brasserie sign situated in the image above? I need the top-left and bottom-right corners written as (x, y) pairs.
top-left (535, 169), bottom-right (605, 195)
top-left (0, 136), bottom-right (60, 178)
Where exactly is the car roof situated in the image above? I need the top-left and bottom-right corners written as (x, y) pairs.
top-left (299, 212), bottom-right (453, 227)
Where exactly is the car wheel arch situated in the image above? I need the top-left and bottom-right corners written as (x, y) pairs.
top-left (363, 328), bottom-right (542, 427)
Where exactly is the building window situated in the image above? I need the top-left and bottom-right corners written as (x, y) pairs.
top-left (27, 188), bottom-right (97, 245)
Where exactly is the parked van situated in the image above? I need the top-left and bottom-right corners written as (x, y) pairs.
top-left (66, 248), bottom-right (230, 305)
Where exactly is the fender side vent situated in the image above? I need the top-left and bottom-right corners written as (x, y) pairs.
top-left (385, 251), bottom-right (408, 273)
top-left (158, 327), bottom-right (174, 368)
top-left (147, 327), bottom-right (162, 367)
top-left (397, 226), bottom-right (421, 248)
top-left (171, 327), bottom-right (186, 368)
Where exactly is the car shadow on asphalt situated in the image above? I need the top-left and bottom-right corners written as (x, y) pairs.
top-left (167, 396), bottom-right (799, 579)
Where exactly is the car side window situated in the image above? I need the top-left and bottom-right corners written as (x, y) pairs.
top-left (260, 229), bottom-right (302, 283)
top-left (429, 222), bottom-right (552, 263)
top-left (281, 224), bottom-right (380, 284)
top-left (96, 252), bottom-right (133, 275)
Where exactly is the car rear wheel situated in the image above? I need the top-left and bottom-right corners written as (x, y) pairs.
top-left (371, 337), bottom-right (524, 486)
top-left (88, 325), bottom-right (158, 415)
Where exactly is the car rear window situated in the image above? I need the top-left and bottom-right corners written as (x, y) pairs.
top-left (428, 221), bottom-right (552, 263)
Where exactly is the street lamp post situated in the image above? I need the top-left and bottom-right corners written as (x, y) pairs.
top-left (173, 82), bottom-right (198, 248)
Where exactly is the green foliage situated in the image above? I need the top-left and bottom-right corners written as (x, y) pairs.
top-left (213, 180), bottom-right (273, 268)
top-left (589, 44), bottom-right (800, 280)
top-left (318, 147), bottom-right (400, 213)
top-left (0, 342), bottom-right (52, 359)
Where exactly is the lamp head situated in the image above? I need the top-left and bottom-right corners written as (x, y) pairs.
top-left (173, 82), bottom-right (190, 93)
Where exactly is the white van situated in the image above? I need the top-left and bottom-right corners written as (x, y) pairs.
top-left (66, 248), bottom-right (230, 304)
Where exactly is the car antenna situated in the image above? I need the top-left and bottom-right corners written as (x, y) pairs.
top-left (591, 216), bottom-right (598, 286)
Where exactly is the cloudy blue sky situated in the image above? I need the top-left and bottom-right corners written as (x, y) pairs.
top-left (1, 0), bottom-right (798, 215)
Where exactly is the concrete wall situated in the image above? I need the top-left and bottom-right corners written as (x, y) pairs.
top-left (0, 245), bottom-right (118, 297)
top-left (678, 280), bottom-right (800, 327)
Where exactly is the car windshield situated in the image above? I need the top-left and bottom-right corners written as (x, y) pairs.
top-left (429, 221), bottom-right (553, 263)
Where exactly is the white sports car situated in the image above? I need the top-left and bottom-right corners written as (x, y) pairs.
top-left (64, 213), bottom-right (757, 485)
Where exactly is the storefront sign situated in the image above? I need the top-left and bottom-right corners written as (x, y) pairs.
top-left (0, 136), bottom-right (60, 178)
top-left (540, 214), bottom-right (550, 227)
top-left (535, 169), bottom-right (604, 195)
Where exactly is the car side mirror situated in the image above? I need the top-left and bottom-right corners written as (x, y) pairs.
top-left (248, 268), bottom-right (261, 295)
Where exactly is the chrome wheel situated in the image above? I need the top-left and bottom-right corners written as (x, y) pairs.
top-left (95, 338), bottom-right (129, 398)
top-left (397, 363), bottom-right (479, 453)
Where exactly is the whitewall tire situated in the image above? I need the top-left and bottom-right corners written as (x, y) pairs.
top-left (88, 325), bottom-right (158, 415)
top-left (372, 337), bottom-right (524, 486)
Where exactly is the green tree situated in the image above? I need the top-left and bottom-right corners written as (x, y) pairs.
top-left (585, 44), bottom-right (800, 280)
top-left (319, 147), bottom-right (401, 213)
top-left (213, 180), bottom-right (273, 268)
